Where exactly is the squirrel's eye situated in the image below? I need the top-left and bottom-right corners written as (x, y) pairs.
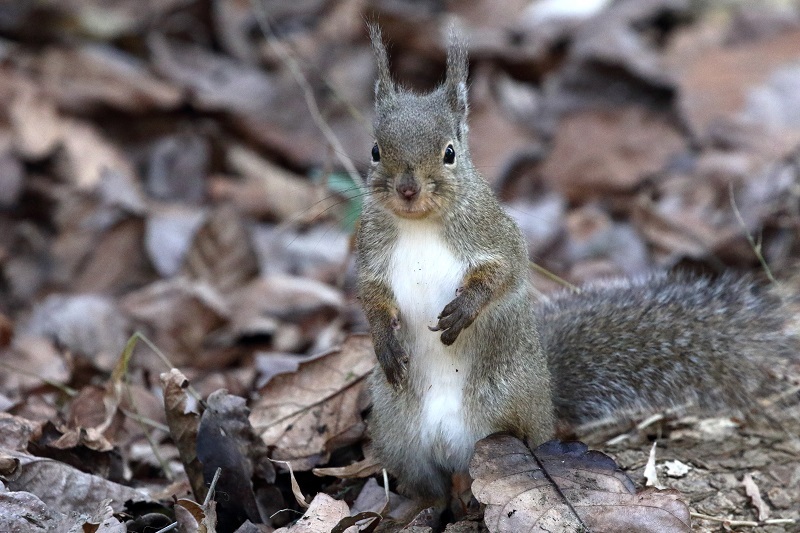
top-left (443, 144), bottom-right (456, 165)
top-left (371, 144), bottom-right (381, 162)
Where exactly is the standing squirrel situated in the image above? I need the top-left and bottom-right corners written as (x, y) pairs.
top-left (356, 25), bottom-right (799, 500)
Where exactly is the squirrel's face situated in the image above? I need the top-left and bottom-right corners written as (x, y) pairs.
top-left (368, 91), bottom-right (467, 220)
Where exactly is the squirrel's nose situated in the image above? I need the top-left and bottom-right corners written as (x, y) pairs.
top-left (396, 177), bottom-right (420, 200)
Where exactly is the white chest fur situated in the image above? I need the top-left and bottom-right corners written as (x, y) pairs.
top-left (388, 219), bottom-right (477, 468)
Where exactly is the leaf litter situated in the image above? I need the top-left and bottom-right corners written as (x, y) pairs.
top-left (0, 0), bottom-right (799, 532)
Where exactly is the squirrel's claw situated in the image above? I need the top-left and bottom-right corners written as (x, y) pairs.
top-left (434, 294), bottom-right (478, 345)
top-left (377, 334), bottom-right (409, 389)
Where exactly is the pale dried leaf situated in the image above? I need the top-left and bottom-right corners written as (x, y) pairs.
top-left (2, 450), bottom-right (151, 515)
top-left (181, 204), bottom-right (259, 293)
top-left (121, 278), bottom-right (230, 366)
top-left (470, 436), bottom-right (691, 533)
top-left (742, 473), bottom-right (770, 521)
top-left (145, 206), bottom-right (208, 277)
top-left (0, 335), bottom-right (69, 393)
top-left (56, 118), bottom-right (137, 190)
top-left (272, 459), bottom-right (309, 509)
top-left (161, 368), bottom-right (205, 503)
top-left (312, 456), bottom-right (382, 480)
top-left (148, 34), bottom-right (274, 115)
top-left (227, 275), bottom-right (344, 348)
top-left (223, 144), bottom-right (323, 221)
top-left (664, 460), bottom-right (690, 478)
top-left (273, 493), bottom-right (352, 533)
top-left (250, 335), bottom-right (375, 469)
top-left (39, 44), bottom-right (182, 113)
top-left (541, 106), bottom-right (686, 202)
top-left (25, 294), bottom-right (130, 372)
top-left (0, 413), bottom-right (41, 451)
top-left (0, 486), bottom-right (68, 532)
top-left (9, 80), bottom-right (62, 159)
top-left (644, 441), bottom-right (664, 489)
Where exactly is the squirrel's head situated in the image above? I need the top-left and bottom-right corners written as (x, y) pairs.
top-left (366, 24), bottom-right (470, 220)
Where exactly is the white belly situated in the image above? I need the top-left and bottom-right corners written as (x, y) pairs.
top-left (388, 219), bottom-right (477, 467)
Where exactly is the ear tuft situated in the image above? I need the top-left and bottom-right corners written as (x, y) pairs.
top-left (368, 23), bottom-right (395, 103)
top-left (445, 28), bottom-right (469, 117)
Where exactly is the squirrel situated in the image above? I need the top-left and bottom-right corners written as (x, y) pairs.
top-left (356, 25), bottom-right (799, 501)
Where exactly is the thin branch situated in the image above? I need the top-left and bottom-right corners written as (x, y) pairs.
top-left (250, 1), bottom-right (363, 187)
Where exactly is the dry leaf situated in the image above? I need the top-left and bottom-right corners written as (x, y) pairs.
top-left (664, 460), bottom-right (690, 478)
top-left (643, 441), bottom-right (664, 489)
top-left (250, 335), bottom-right (375, 469)
top-left (273, 493), bottom-right (353, 533)
top-left (121, 278), bottom-right (230, 367)
top-left (196, 390), bottom-right (270, 527)
top-left (146, 133), bottom-right (210, 203)
top-left (312, 455), bottom-right (382, 480)
top-left (25, 294), bottom-right (131, 372)
top-left (160, 368), bottom-right (205, 503)
top-left (470, 436), bottom-right (692, 532)
top-left (176, 497), bottom-right (218, 533)
top-left (674, 28), bottom-right (800, 139)
top-left (8, 80), bottom-right (62, 159)
top-left (1, 450), bottom-right (151, 515)
top-left (145, 205), bottom-right (209, 278)
top-left (742, 473), bottom-right (770, 521)
top-left (0, 487), bottom-right (69, 532)
top-left (181, 204), bottom-right (259, 293)
top-left (0, 335), bottom-right (69, 393)
top-left (0, 413), bottom-right (40, 451)
top-left (38, 44), bottom-right (182, 113)
top-left (541, 106), bottom-right (686, 202)
top-left (222, 144), bottom-right (323, 222)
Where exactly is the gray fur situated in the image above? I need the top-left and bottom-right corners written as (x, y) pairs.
top-left (358, 26), bottom-right (800, 501)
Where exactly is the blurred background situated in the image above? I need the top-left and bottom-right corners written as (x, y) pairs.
top-left (1, 0), bottom-right (800, 431)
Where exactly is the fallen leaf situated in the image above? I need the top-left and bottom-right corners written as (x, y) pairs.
top-left (145, 205), bottom-right (209, 278)
top-left (221, 144), bottom-right (325, 222)
top-left (273, 493), bottom-right (352, 533)
top-left (664, 460), bottom-right (690, 478)
top-left (121, 278), bottom-right (230, 367)
top-left (470, 436), bottom-right (692, 532)
top-left (146, 133), bottom-right (210, 202)
top-left (196, 390), bottom-right (271, 528)
top-left (1, 449), bottom-right (151, 515)
top-left (644, 441), bottom-right (664, 489)
top-left (250, 335), bottom-right (375, 469)
top-left (0, 413), bottom-right (40, 451)
top-left (0, 486), bottom-right (70, 532)
top-left (742, 472), bottom-right (770, 521)
top-left (161, 368), bottom-right (205, 503)
top-left (181, 204), bottom-right (259, 293)
top-left (24, 293), bottom-right (131, 372)
top-left (674, 28), bottom-right (800, 139)
top-left (540, 106), bottom-right (686, 202)
top-left (38, 44), bottom-right (183, 113)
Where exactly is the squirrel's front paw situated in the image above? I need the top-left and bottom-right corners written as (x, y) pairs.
top-left (377, 335), bottom-right (409, 389)
top-left (430, 291), bottom-right (478, 345)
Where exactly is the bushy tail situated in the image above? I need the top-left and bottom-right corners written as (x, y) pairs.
top-left (537, 272), bottom-right (800, 427)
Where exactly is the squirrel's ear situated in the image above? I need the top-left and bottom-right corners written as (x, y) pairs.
top-left (445, 29), bottom-right (469, 118)
top-left (368, 23), bottom-right (395, 103)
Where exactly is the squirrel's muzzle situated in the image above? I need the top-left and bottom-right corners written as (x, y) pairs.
top-left (396, 174), bottom-right (420, 201)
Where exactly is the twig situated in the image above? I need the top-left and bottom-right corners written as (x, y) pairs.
top-left (729, 183), bottom-right (776, 283)
top-left (530, 262), bottom-right (581, 293)
top-left (691, 511), bottom-right (796, 527)
top-left (204, 467), bottom-right (222, 506)
top-left (0, 361), bottom-right (78, 397)
top-left (154, 522), bottom-right (179, 533)
top-left (250, 0), bottom-right (362, 187)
